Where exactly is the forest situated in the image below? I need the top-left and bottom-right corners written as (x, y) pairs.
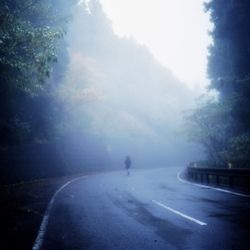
top-left (186, 0), bottom-right (250, 168)
top-left (1, 0), bottom-right (250, 184)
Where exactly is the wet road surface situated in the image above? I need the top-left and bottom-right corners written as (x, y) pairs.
top-left (40, 167), bottom-right (250, 249)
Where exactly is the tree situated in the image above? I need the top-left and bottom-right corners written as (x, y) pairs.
top-left (186, 1), bottom-right (250, 167)
top-left (185, 96), bottom-right (234, 165)
top-left (0, 0), bottom-right (76, 146)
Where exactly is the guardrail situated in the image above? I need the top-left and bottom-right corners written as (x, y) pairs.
top-left (186, 165), bottom-right (250, 191)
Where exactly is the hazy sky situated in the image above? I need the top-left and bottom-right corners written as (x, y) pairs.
top-left (98, 0), bottom-right (212, 90)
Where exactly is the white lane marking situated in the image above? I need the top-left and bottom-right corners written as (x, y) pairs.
top-left (32, 175), bottom-right (88, 250)
top-left (152, 200), bottom-right (207, 226)
top-left (177, 171), bottom-right (250, 198)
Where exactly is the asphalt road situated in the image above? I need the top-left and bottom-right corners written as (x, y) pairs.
top-left (39, 167), bottom-right (250, 250)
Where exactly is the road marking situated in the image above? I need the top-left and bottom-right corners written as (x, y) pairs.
top-left (32, 175), bottom-right (88, 250)
top-left (177, 171), bottom-right (250, 198)
top-left (152, 200), bottom-right (207, 226)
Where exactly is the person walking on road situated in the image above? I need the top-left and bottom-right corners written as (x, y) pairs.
top-left (124, 155), bottom-right (132, 176)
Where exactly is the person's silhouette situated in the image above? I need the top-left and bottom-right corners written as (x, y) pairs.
top-left (124, 155), bottom-right (131, 175)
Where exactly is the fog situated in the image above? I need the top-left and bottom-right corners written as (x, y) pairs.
top-left (54, 1), bottom-right (204, 169)
top-left (99, 0), bottom-right (212, 90)
top-left (2, 2), bottom-right (250, 249)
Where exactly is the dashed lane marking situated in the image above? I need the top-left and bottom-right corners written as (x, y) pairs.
top-left (152, 200), bottom-right (207, 226)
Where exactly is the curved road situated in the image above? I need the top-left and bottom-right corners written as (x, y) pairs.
top-left (38, 167), bottom-right (250, 250)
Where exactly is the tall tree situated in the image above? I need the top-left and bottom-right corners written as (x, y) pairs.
top-left (0, 0), bottom-right (76, 146)
top-left (186, 0), bottom-right (250, 167)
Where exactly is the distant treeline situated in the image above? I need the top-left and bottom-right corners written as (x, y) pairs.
top-left (185, 1), bottom-right (250, 168)
top-left (1, 0), bottom-right (198, 183)
top-left (0, 1), bottom-right (116, 184)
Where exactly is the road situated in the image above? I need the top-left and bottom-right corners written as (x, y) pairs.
top-left (37, 167), bottom-right (250, 250)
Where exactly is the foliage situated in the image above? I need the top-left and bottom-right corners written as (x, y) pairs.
top-left (0, 0), bottom-right (76, 147)
top-left (185, 96), bottom-right (233, 165)
top-left (0, 1), bottom-right (64, 92)
top-left (205, 0), bottom-right (250, 82)
top-left (186, 1), bottom-right (250, 167)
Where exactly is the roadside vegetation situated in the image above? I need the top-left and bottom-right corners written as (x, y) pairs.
top-left (185, 1), bottom-right (250, 168)
top-left (1, 0), bottom-right (250, 248)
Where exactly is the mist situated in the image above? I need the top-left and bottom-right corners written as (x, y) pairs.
top-left (54, 1), bottom-right (204, 170)
top-left (3, 1), bottom-right (250, 249)
top-left (0, 0), bottom-right (208, 184)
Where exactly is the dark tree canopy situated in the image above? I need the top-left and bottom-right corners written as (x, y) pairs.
top-left (186, 0), bottom-right (250, 167)
top-left (0, 0), bottom-right (77, 146)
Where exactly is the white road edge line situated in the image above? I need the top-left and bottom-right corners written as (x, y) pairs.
top-left (32, 175), bottom-right (88, 250)
top-left (177, 171), bottom-right (250, 198)
top-left (152, 200), bottom-right (207, 226)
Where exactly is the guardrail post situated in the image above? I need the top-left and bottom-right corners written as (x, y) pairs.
top-left (200, 174), bottom-right (203, 183)
top-left (228, 176), bottom-right (233, 188)
top-left (216, 175), bottom-right (220, 185)
top-left (206, 174), bottom-right (209, 184)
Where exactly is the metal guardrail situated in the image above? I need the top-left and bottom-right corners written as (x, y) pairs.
top-left (187, 166), bottom-right (250, 191)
